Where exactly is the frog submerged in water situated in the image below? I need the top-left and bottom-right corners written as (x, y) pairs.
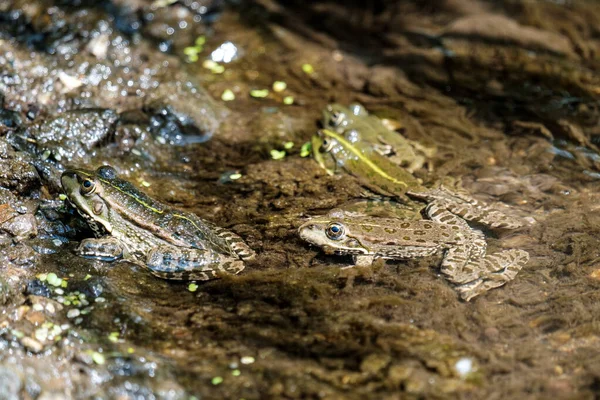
top-left (313, 128), bottom-right (523, 229)
top-left (61, 165), bottom-right (255, 280)
top-left (299, 205), bottom-right (529, 301)
top-left (323, 103), bottom-right (435, 173)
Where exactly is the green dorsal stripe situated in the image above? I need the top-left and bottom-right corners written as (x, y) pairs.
top-left (319, 129), bottom-right (408, 188)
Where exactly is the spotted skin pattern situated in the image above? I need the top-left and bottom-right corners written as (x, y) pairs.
top-left (62, 166), bottom-right (255, 281)
top-left (298, 197), bottom-right (529, 301)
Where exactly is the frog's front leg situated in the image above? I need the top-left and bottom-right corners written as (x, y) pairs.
top-left (76, 237), bottom-right (125, 262)
top-left (455, 249), bottom-right (530, 301)
top-left (146, 246), bottom-right (244, 281)
top-left (409, 187), bottom-right (523, 229)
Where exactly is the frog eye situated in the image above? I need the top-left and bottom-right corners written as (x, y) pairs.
top-left (320, 138), bottom-right (335, 153)
top-left (326, 223), bottom-right (345, 240)
top-left (330, 111), bottom-right (343, 126)
top-left (80, 179), bottom-right (96, 195)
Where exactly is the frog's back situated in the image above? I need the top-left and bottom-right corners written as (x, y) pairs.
top-left (347, 218), bottom-right (462, 246)
top-left (101, 175), bottom-right (253, 260)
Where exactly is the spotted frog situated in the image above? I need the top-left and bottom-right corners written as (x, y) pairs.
top-left (299, 204), bottom-right (529, 301)
top-left (61, 166), bottom-right (255, 280)
top-left (323, 103), bottom-right (435, 173)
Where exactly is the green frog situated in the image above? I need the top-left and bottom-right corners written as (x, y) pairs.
top-left (313, 128), bottom-right (522, 230)
top-left (298, 206), bottom-right (529, 301)
top-left (61, 165), bottom-right (255, 280)
top-left (323, 103), bottom-right (435, 173)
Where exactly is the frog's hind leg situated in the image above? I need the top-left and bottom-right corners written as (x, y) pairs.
top-left (410, 187), bottom-right (523, 229)
top-left (456, 249), bottom-right (530, 301)
top-left (146, 246), bottom-right (245, 281)
top-left (423, 203), bottom-right (488, 284)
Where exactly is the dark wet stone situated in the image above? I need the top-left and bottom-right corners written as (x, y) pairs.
top-left (145, 102), bottom-right (213, 146)
top-left (70, 277), bottom-right (104, 299)
top-left (8, 109), bottom-right (118, 190)
top-left (0, 108), bottom-right (22, 130)
top-left (26, 280), bottom-right (51, 298)
top-left (0, 139), bottom-right (40, 194)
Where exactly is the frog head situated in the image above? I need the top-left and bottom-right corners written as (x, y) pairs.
top-left (61, 166), bottom-right (117, 236)
top-left (298, 210), bottom-right (369, 256)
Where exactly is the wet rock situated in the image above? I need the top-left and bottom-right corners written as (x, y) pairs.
top-left (15, 108), bottom-right (118, 160)
top-left (0, 366), bottom-right (22, 400)
top-left (0, 139), bottom-right (40, 194)
top-left (2, 214), bottom-right (37, 241)
top-left (0, 108), bottom-right (23, 131)
top-left (145, 102), bottom-right (214, 145)
top-left (0, 275), bottom-right (13, 305)
top-left (26, 280), bottom-right (51, 298)
top-left (9, 108), bottom-right (118, 189)
top-left (20, 336), bottom-right (43, 353)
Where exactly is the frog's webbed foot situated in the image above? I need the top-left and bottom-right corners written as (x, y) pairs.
top-left (76, 237), bottom-right (124, 262)
top-left (455, 249), bottom-right (530, 301)
top-left (410, 187), bottom-right (523, 229)
top-left (146, 246), bottom-right (244, 281)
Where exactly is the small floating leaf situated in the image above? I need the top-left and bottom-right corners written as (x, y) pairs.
top-left (283, 96), bottom-right (294, 105)
top-left (302, 63), bottom-right (314, 74)
top-left (272, 81), bottom-right (287, 92)
top-left (229, 173), bottom-right (242, 180)
top-left (221, 89), bottom-right (235, 102)
top-left (284, 142), bottom-right (294, 150)
top-left (250, 89), bottom-right (269, 98)
top-left (300, 142), bottom-right (312, 157)
top-left (91, 351), bottom-right (105, 365)
top-left (195, 36), bottom-right (206, 46)
top-left (211, 376), bottom-right (223, 385)
top-left (188, 283), bottom-right (198, 292)
top-left (270, 150), bottom-right (286, 160)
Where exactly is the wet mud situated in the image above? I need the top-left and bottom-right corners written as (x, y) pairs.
top-left (0, 0), bottom-right (600, 398)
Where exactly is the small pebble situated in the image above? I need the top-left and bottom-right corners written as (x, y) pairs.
top-left (21, 337), bottom-right (43, 353)
top-left (67, 309), bottom-right (80, 319)
top-left (240, 356), bottom-right (255, 365)
top-left (95, 297), bottom-right (106, 303)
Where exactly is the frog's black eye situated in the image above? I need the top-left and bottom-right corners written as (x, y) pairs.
top-left (330, 112), bottom-right (342, 126)
top-left (326, 223), bottom-right (345, 240)
top-left (80, 179), bottom-right (96, 195)
top-left (320, 138), bottom-right (334, 153)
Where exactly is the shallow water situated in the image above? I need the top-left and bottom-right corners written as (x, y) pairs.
top-left (1, 0), bottom-right (600, 399)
